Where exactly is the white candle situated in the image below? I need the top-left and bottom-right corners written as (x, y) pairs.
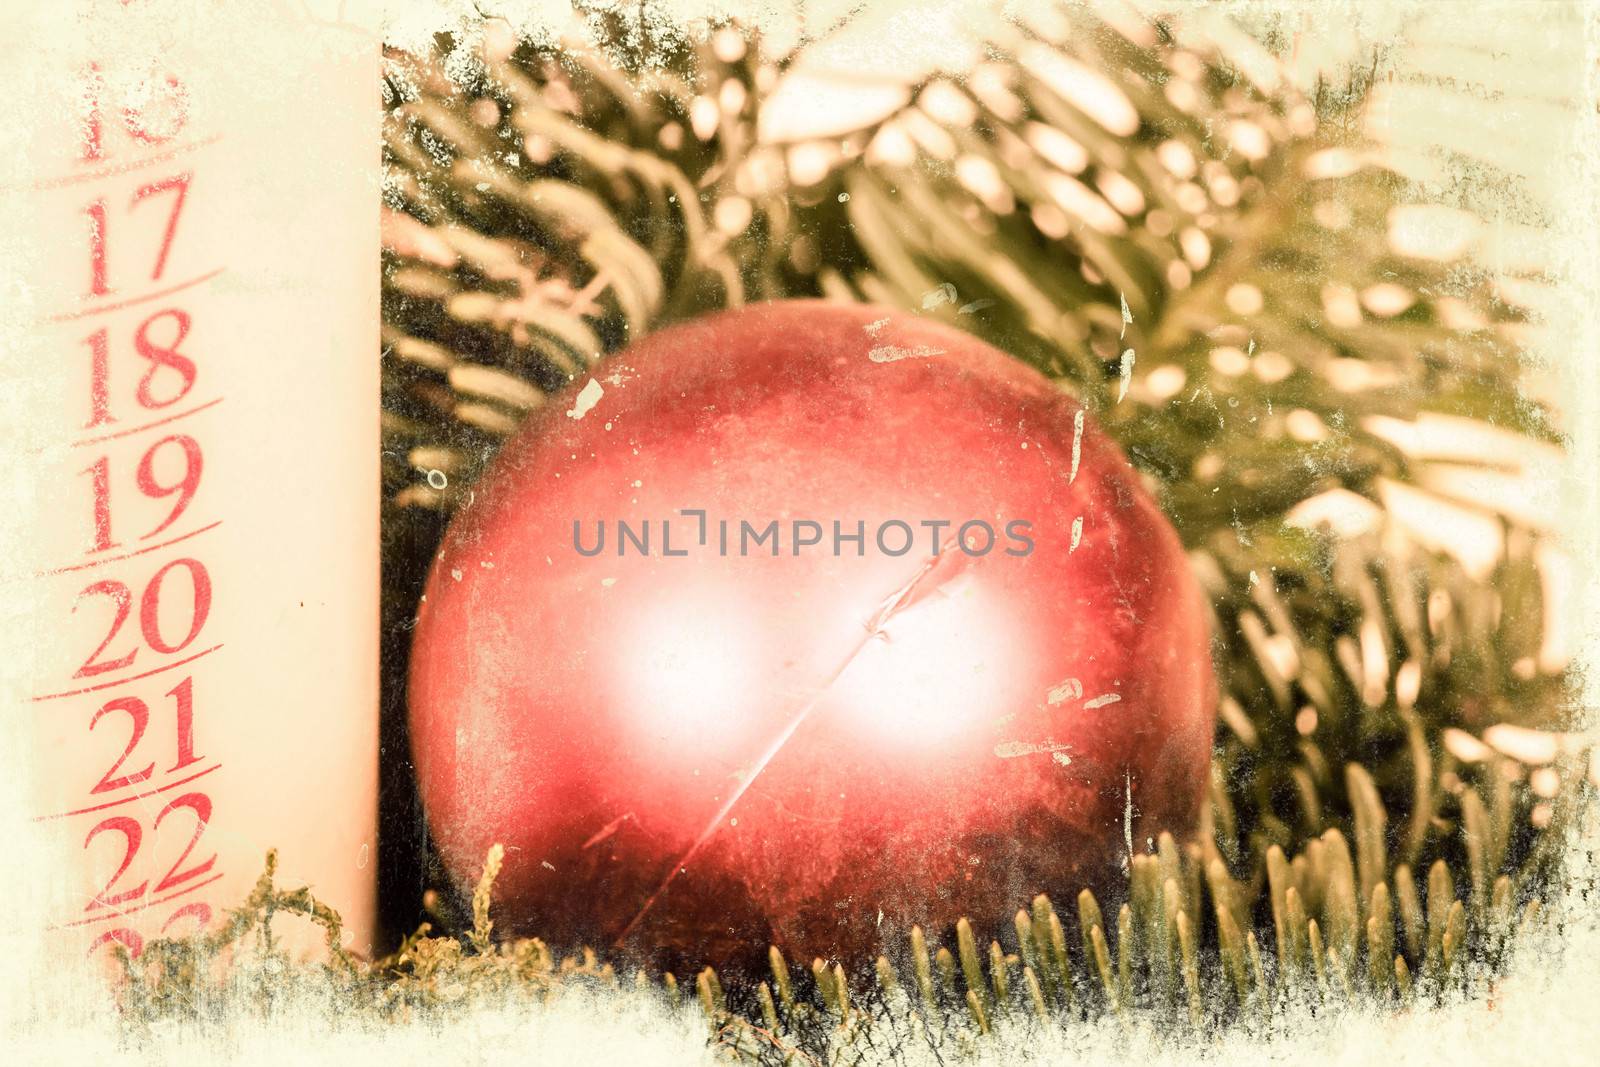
top-left (0, 0), bottom-right (380, 967)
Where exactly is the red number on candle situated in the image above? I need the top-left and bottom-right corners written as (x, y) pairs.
top-left (86, 200), bottom-right (110, 297)
top-left (82, 795), bottom-right (216, 911)
top-left (80, 434), bottom-right (203, 551)
top-left (85, 327), bottom-right (112, 428)
top-left (83, 455), bottom-right (116, 553)
top-left (131, 173), bottom-right (190, 282)
top-left (134, 308), bottom-right (197, 410)
top-left (87, 928), bottom-right (143, 960)
top-left (89, 696), bottom-right (154, 794)
top-left (136, 433), bottom-right (203, 539)
top-left (151, 792), bottom-right (214, 893)
top-left (72, 558), bottom-right (211, 678)
top-left (67, 47), bottom-right (215, 950)
top-left (83, 175), bottom-right (190, 298)
top-left (77, 63), bottom-right (106, 163)
top-left (84, 815), bottom-right (147, 910)
top-left (80, 309), bottom-right (198, 427)
top-left (122, 74), bottom-right (188, 147)
top-left (161, 902), bottom-right (211, 936)
top-left (88, 676), bottom-right (202, 795)
top-left (78, 65), bottom-right (189, 163)
top-left (141, 557), bottom-right (211, 655)
top-left (167, 675), bottom-right (201, 773)
top-left (74, 580), bottom-right (137, 678)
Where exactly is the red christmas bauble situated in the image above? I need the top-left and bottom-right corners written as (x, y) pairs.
top-left (409, 301), bottom-right (1215, 973)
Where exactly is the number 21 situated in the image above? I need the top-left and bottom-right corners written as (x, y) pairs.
top-left (88, 675), bottom-right (202, 795)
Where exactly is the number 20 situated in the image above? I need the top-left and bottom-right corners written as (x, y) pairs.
top-left (73, 557), bottom-right (211, 679)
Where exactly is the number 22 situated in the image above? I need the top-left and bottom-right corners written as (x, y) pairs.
top-left (84, 792), bottom-right (215, 911)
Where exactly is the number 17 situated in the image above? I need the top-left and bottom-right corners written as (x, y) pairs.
top-left (86, 172), bottom-right (192, 298)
